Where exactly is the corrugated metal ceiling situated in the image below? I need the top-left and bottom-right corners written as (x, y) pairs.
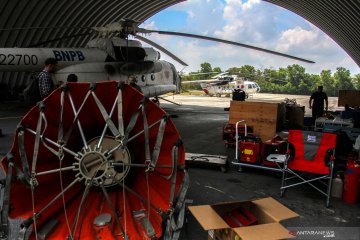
top-left (0, 0), bottom-right (183, 48)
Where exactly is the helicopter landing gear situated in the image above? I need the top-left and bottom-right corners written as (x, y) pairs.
top-left (152, 96), bottom-right (160, 105)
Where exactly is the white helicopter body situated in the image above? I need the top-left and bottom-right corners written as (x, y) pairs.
top-left (0, 37), bottom-right (181, 98)
top-left (198, 74), bottom-right (260, 98)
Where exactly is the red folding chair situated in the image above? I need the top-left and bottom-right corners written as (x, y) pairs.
top-left (267, 130), bottom-right (336, 207)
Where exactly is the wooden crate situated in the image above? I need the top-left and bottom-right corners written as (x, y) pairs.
top-left (229, 101), bottom-right (285, 141)
top-left (338, 90), bottom-right (360, 107)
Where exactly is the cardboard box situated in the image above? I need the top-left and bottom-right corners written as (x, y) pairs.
top-left (338, 90), bottom-right (360, 107)
top-left (189, 197), bottom-right (299, 240)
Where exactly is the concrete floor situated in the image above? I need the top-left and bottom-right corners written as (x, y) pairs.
top-left (160, 94), bottom-right (359, 240)
top-left (0, 93), bottom-right (359, 240)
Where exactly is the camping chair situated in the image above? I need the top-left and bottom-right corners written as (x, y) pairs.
top-left (267, 130), bottom-right (337, 207)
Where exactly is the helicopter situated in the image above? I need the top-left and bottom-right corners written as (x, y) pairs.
top-left (182, 72), bottom-right (260, 98)
top-left (0, 19), bottom-right (314, 103)
top-left (200, 78), bottom-right (261, 98)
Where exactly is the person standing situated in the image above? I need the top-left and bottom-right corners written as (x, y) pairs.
top-left (38, 58), bottom-right (57, 99)
top-left (309, 86), bottom-right (328, 119)
top-left (232, 86), bottom-right (245, 101)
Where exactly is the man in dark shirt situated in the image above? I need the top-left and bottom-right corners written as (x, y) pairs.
top-left (38, 58), bottom-right (57, 99)
top-left (232, 86), bottom-right (245, 101)
top-left (309, 86), bottom-right (328, 119)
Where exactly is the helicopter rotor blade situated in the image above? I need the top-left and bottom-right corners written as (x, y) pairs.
top-left (2, 19), bottom-right (314, 64)
top-left (0, 26), bottom-right (92, 31)
top-left (135, 35), bottom-right (188, 66)
top-left (28, 32), bottom-right (94, 47)
top-left (145, 30), bottom-right (315, 64)
top-left (188, 71), bottom-right (221, 76)
top-left (0, 26), bottom-right (95, 47)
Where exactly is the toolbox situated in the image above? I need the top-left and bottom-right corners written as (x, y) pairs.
top-left (239, 135), bottom-right (262, 164)
top-left (222, 123), bottom-right (253, 148)
top-left (222, 206), bottom-right (258, 228)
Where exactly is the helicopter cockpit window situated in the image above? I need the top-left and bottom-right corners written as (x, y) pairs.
top-left (113, 47), bottom-right (147, 62)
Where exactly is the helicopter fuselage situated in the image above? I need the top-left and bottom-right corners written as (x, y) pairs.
top-left (0, 38), bottom-right (181, 98)
top-left (200, 78), bottom-right (260, 97)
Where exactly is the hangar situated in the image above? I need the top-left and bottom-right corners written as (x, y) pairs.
top-left (0, 1), bottom-right (359, 239)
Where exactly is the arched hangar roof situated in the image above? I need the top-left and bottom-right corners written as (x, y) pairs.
top-left (0, 0), bottom-right (184, 48)
top-left (0, 0), bottom-right (359, 90)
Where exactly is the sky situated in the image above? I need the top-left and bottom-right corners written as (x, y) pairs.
top-left (139, 0), bottom-right (360, 76)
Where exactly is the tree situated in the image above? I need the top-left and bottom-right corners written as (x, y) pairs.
top-left (320, 70), bottom-right (335, 96)
top-left (213, 67), bottom-right (222, 73)
top-left (334, 67), bottom-right (354, 95)
top-left (278, 67), bottom-right (288, 83)
top-left (239, 65), bottom-right (255, 79)
top-left (297, 73), bottom-right (313, 95)
top-left (352, 74), bottom-right (360, 90)
top-left (309, 74), bottom-right (321, 92)
top-left (199, 62), bottom-right (212, 79)
top-left (200, 62), bottom-right (212, 73)
top-left (227, 67), bottom-right (241, 75)
top-left (286, 64), bottom-right (306, 94)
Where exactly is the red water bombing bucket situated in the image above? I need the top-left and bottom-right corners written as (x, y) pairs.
top-left (1, 81), bottom-right (188, 239)
top-left (343, 155), bottom-right (360, 204)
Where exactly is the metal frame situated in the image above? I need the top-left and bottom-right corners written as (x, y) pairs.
top-left (280, 155), bottom-right (334, 208)
top-left (267, 132), bottom-right (336, 208)
top-left (231, 120), bottom-right (282, 172)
